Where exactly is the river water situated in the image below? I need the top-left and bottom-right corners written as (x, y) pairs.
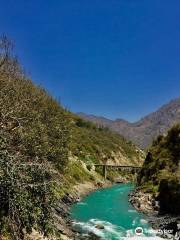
top-left (70, 183), bottom-right (163, 239)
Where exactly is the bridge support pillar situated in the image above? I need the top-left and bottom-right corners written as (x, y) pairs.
top-left (103, 165), bottom-right (107, 179)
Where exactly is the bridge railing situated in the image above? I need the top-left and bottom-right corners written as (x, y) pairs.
top-left (94, 164), bottom-right (141, 179)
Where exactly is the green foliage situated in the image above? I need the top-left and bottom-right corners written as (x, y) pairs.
top-left (137, 124), bottom-right (180, 214)
top-left (158, 176), bottom-right (180, 214)
top-left (0, 74), bottom-right (69, 165)
top-left (0, 36), bottom-right (144, 239)
top-left (0, 67), bottom-right (69, 238)
top-left (69, 116), bottom-right (142, 166)
top-left (65, 162), bottom-right (92, 184)
top-left (0, 134), bottom-right (54, 239)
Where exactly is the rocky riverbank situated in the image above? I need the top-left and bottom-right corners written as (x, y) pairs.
top-left (56, 170), bottom-right (134, 240)
top-left (129, 187), bottom-right (159, 214)
top-left (54, 180), bottom-right (111, 240)
top-left (23, 180), bottom-right (109, 240)
top-left (129, 188), bottom-right (180, 239)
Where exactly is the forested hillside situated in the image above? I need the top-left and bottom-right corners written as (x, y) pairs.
top-left (0, 36), bottom-right (143, 239)
top-left (137, 124), bottom-right (180, 214)
top-left (69, 115), bottom-right (144, 166)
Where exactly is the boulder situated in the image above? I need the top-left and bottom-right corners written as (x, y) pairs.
top-left (95, 224), bottom-right (105, 230)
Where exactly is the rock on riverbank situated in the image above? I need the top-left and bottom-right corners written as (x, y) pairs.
top-left (129, 188), bottom-right (159, 214)
top-left (129, 188), bottom-right (180, 239)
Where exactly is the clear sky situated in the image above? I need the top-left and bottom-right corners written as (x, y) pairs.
top-left (0, 0), bottom-right (180, 122)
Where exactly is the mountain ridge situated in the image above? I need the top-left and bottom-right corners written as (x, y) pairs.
top-left (78, 98), bottom-right (180, 149)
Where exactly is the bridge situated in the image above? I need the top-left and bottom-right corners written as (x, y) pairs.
top-left (94, 164), bottom-right (142, 179)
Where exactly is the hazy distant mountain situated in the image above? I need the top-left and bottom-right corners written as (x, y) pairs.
top-left (78, 98), bottom-right (180, 149)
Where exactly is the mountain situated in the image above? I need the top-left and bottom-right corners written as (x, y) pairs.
top-left (0, 38), bottom-right (144, 239)
top-left (78, 98), bottom-right (180, 149)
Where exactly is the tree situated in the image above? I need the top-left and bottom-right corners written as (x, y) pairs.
top-left (0, 34), bottom-right (23, 78)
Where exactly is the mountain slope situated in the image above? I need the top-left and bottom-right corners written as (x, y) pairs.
top-left (137, 124), bottom-right (180, 214)
top-left (69, 114), bottom-right (144, 167)
top-left (0, 37), bottom-right (144, 239)
top-left (78, 98), bottom-right (180, 149)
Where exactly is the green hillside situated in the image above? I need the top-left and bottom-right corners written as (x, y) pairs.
top-left (137, 124), bottom-right (180, 214)
top-left (69, 114), bottom-right (143, 166)
top-left (0, 36), bottom-right (143, 239)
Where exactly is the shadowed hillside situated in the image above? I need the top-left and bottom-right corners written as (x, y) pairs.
top-left (137, 124), bottom-right (180, 214)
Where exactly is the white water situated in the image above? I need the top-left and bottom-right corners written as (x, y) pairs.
top-left (70, 184), bottom-right (166, 239)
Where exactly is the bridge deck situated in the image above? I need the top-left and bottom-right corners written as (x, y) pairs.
top-left (94, 164), bottom-right (141, 169)
top-left (94, 164), bottom-right (141, 179)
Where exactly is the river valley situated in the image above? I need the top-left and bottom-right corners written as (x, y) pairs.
top-left (70, 183), bottom-right (164, 240)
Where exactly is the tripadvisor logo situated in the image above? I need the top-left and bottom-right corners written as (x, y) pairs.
top-left (135, 227), bottom-right (143, 236)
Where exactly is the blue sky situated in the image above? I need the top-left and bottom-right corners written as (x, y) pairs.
top-left (0, 0), bottom-right (180, 122)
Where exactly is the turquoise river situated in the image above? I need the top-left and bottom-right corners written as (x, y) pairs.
top-left (70, 183), bottom-right (163, 239)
